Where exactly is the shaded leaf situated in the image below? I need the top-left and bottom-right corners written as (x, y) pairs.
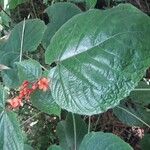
top-left (79, 132), bottom-right (133, 150)
top-left (1, 68), bottom-right (20, 88)
top-left (16, 59), bottom-right (42, 83)
top-left (0, 85), bottom-right (7, 110)
top-left (24, 144), bottom-right (34, 150)
top-left (56, 113), bottom-right (87, 150)
top-left (47, 145), bottom-right (63, 150)
top-left (31, 90), bottom-right (61, 116)
top-left (140, 134), bottom-right (150, 150)
top-left (42, 2), bottom-right (81, 48)
top-left (0, 111), bottom-right (24, 150)
top-left (130, 81), bottom-right (150, 105)
top-left (86, 0), bottom-right (97, 9)
top-left (113, 98), bottom-right (150, 127)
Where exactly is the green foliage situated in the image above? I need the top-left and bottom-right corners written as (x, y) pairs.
top-left (8, 0), bottom-right (29, 9)
top-left (114, 81), bottom-right (150, 127)
top-left (140, 134), bottom-right (150, 150)
top-left (56, 113), bottom-right (87, 150)
top-left (0, 1), bottom-right (150, 149)
top-left (0, 19), bottom-right (46, 88)
top-left (130, 81), bottom-right (150, 105)
top-left (16, 59), bottom-right (42, 83)
top-left (42, 2), bottom-right (81, 48)
top-left (0, 86), bottom-right (24, 150)
top-left (31, 90), bottom-right (61, 116)
top-left (86, 0), bottom-right (97, 9)
top-left (45, 4), bottom-right (150, 115)
top-left (113, 99), bottom-right (150, 126)
top-left (24, 144), bottom-right (34, 150)
top-left (79, 132), bottom-right (133, 150)
top-left (47, 145), bottom-right (63, 150)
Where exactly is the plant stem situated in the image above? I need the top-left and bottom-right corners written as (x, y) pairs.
top-left (88, 116), bottom-right (91, 134)
top-left (24, 55), bottom-right (48, 71)
top-left (116, 106), bottom-right (150, 128)
top-left (31, 0), bottom-right (38, 18)
top-left (72, 113), bottom-right (77, 150)
top-left (94, 114), bottom-right (101, 131)
top-left (0, 5), bottom-right (11, 19)
top-left (20, 111), bottom-right (42, 126)
top-left (132, 88), bottom-right (150, 91)
top-left (19, 18), bottom-right (26, 62)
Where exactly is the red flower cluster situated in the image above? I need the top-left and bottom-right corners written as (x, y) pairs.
top-left (8, 77), bottom-right (49, 109)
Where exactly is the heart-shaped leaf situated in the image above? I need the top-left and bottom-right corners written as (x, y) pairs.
top-left (79, 132), bottom-right (133, 150)
top-left (45, 4), bottom-right (150, 115)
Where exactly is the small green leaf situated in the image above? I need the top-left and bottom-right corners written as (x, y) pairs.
top-left (24, 144), bottom-right (34, 150)
top-left (31, 90), bottom-right (61, 116)
top-left (47, 145), bottom-right (63, 150)
top-left (8, 0), bottom-right (29, 9)
top-left (45, 4), bottom-right (150, 115)
top-left (130, 81), bottom-right (150, 105)
top-left (140, 134), bottom-right (150, 150)
top-left (42, 2), bottom-right (81, 48)
top-left (56, 113), bottom-right (87, 150)
top-left (1, 68), bottom-right (20, 88)
top-left (86, 0), bottom-right (97, 9)
top-left (0, 19), bottom-right (46, 88)
top-left (113, 98), bottom-right (150, 127)
top-left (0, 85), bottom-right (7, 110)
top-left (8, 19), bottom-right (46, 52)
top-left (79, 132), bottom-right (133, 150)
top-left (16, 59), bottom-right (42, 83)
top-left (0, 111), bottom-right (24, 150)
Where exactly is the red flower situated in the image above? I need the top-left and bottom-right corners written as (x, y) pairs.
top-left (8, 97), bottom-right (23, 108)
top-left (38, 78), bottom-right (49, 91)
top-left (32, 82), bottom-right (38, 90)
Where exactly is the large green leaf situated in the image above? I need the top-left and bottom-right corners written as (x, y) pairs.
top-left (79, 132), bottom-right (133, 150)
top-left (45, 4), bottom-right (150, 115)
top-left (56, 113), bottom-right (87, 150)
top-left (42, 2), bottom-right (81, 48)
top-left (16, 59), bottom-right (42, 83)
top-left (0, 111), bottom-right (24, 150)
top-left (31, 90), bottom-right (61, 116)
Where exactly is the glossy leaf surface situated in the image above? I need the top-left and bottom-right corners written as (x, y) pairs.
top-left (45, 4), bottom-right (150, 115)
